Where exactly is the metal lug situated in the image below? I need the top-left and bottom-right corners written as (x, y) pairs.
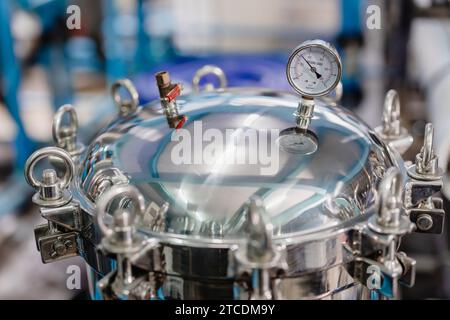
top-left (53, 104), bottom-right (85, 157)
top-left (111, 79), bottom-right (139, 117)
top-left (229, 196), bottom-right (287, 300)
top-left (96, 185), bottom-right (158, 300)
top-left (360, 167), bottom-right (416, 299)
top-left (375, 90), bottom-right (413, 155)
top-left (368, 167), bottom-right (415, 235)
top-left (407, 123), bottom-right (444, 181)
top-left (25, 147), bottom-right (75, 208)
top-left (192, 65), bottom-right (227, 92)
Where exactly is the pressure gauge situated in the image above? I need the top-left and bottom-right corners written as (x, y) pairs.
top-left (286, 40), bottom-right (342, 98)
top-left (278, 127), bottom-right (318, 155)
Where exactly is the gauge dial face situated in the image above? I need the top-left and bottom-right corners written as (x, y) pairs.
top-left (287, 42), bottom-right (342, 97)
top-left (278, 128), bottom-right (318, 155)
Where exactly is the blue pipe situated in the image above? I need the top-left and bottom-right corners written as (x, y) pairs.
top-left (0, 0), bottom-right (37, 215)
top-left (0, 0), bottom-right (37, 169)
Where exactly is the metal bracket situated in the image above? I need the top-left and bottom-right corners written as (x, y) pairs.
top-left (352, 252), bottom-right (415, 299)
top-left (34, 228), bottom-right (78, 263)
top-left (408, 198), bottom-right (445, 234)
top-left (33, 202), bottom-right (82, 263)
top-left (404, 123), bottom-right (446, 234)
top-left (397, 251), bottom-right (416, 288)
top-left (40, 203), bottom-right (83, 231)
top-left (351, 227), bottom-right (416, 297)
top-left (404, 179), bottom-right (442, 208)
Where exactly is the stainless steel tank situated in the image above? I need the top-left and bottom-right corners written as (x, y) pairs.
top-left (24, 41), bottom-right (445, 300)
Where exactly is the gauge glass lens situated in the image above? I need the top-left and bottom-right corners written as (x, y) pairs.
top-left (288, 45), bottom-right (340, 97)
top-left (278, 128), bottom-right (318, 155)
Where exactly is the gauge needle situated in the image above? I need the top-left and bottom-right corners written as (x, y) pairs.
top-left (301, 55), bottom-right (322, 79)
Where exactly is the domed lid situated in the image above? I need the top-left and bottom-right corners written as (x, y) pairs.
top-left (78, 88), bottom-right (397, 241)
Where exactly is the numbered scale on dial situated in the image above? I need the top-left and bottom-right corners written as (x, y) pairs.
top-left (287, 40), bottom-right (342, 97)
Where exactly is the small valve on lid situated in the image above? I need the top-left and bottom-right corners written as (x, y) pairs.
top-left (155, 71), bottom-right (187, 129)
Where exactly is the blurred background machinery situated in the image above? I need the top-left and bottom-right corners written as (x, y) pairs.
top-left (0, 0), bottom-right (449, 299)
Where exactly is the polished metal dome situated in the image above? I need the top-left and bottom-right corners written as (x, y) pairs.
top-left (78, 88), bottom-right (399, 241)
